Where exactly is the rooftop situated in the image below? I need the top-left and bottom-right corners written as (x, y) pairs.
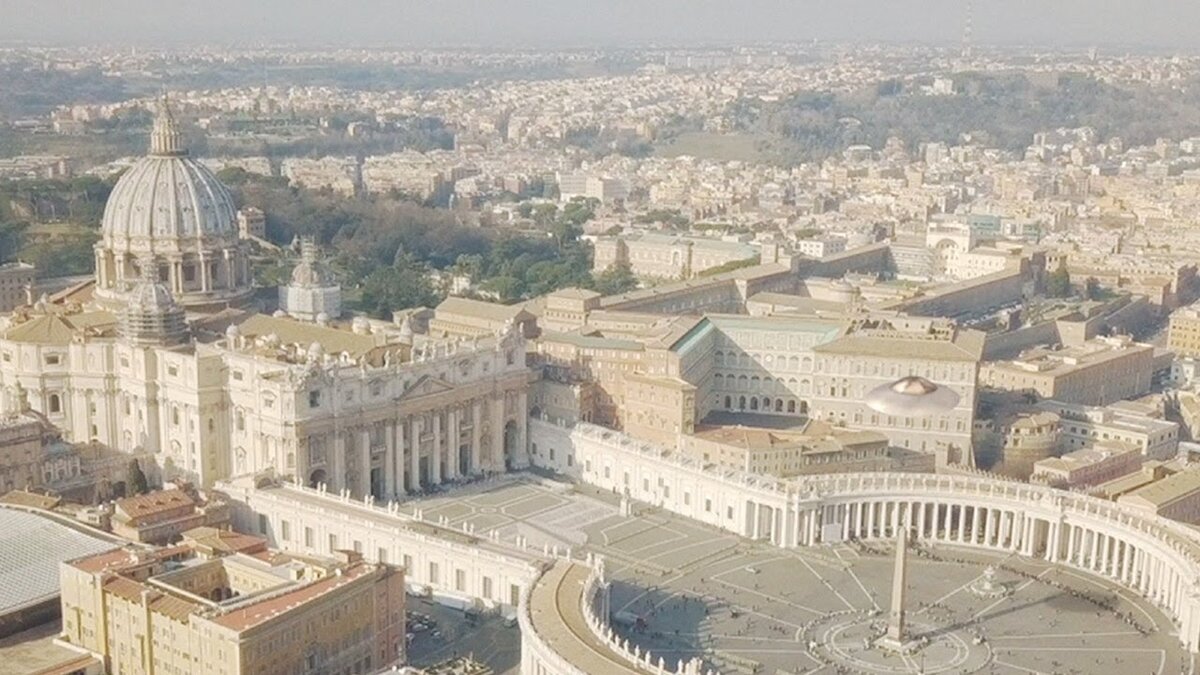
top-left (0, 507), bottom-right (117, 615)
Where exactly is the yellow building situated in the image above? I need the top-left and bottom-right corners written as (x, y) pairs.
top-left (980, 336), bottom-right (1155, 406)
top-left (59, 534), bottom-right (406, 675)
top-left (1168, 303), bottom-right (1200, 358)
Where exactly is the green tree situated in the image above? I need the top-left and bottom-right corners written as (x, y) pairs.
top-left (127, 460), bottom-right (149, 496)
top-left (0, 221), bottom-right (29, 263)
top-left (593, 262), bottom-right (638, 296)
top-left (358, 255), bottom-right (441, 318)
top-left (1045, 262), bottom-right (1072, 298)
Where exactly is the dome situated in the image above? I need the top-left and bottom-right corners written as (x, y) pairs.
top-left (101, 101), bottom-right (237, 248)
top-left (119, 257), bottom-right (188, 347)
top-left (93, 95), bottom-right (253, 311)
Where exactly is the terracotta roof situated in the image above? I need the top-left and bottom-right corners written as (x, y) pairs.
top-left (149, 593), bottom-right (199, 622)
top-left (115, 489), bottom-right (195, 522)
top-left (212, 563), bottom-right (376, 631)
top-left (102, 576), bottom-right (147, 603)
top-left (182, 527), bottom-right (266, 554)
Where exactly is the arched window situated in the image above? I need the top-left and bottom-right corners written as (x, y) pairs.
top-left (750, 398), bottom-right (759, 411)
top-left (724, 396), bottom-right (732, 409)
top-left (48, 394), bottom-right (61, 414)
top-left (787, 400), bottom-right (796, 413)
top-left (236, 410), bottom-right (245, 432)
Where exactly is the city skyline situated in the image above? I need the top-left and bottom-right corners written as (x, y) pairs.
top-left (1, 0), bottom-right (1199, 51)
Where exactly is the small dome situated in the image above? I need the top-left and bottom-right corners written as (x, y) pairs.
top-left (289, 238), bottom-right (337, 288)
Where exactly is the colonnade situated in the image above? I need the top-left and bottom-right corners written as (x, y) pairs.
top-left (735, 483), bottom-right (1200, 652)
top-left (302, 391), bottom-right (527, 499)
top-left (560, 422), bottom-right (1200, 653)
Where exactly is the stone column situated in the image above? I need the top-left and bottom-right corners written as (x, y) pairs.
top-left (359, 427), bottom-right (371, 498)
top-left (199, 253), bottom-right (211, 292)
top-left (867, 501), bottom-right (876, 539)
top-left (332, 431), bottom-right (346, 492)
top-left (409, 417), bottom-right (421, 490)
top-left (384, 420), bottom-right (397, 498)
top-left (471, 400), bottom-right (483, 475)
top-left (957, 505), bottom-right (967, 543)
top-left (516, 389), bottom-right (529, 468)
top-left (491, 395), bottom-right (505, 470)
top-left (432, 412), bottom-right (442, 486)
top-left (393, 419), bottom-right (406, 496)
top-left (448, 408), bottom-right (460, 479)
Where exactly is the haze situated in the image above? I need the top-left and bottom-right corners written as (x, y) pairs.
top-left (1, 0), bottom-right (1198, 50)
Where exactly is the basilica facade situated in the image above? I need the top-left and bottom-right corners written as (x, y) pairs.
top-left (0, 101), bottom-right (530, 497)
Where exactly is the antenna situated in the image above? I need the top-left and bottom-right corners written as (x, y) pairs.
top-left (962, 0), bottom-right (974, 59)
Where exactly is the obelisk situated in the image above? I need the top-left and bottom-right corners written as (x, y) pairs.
top-left (886, 527), bottom-right (909, 643)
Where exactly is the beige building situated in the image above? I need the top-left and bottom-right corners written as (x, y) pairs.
top-left (593, 232), bottom-right (759, 280)
top-left (110, 484), bottom-right (230, 544)
top-left (679, 424), bottom-right (899, 477)
top-left (1032, 440), bottom-right (1142, 489)
top-left (1118, 470), bottom-right (1200, 524)
top-left (0, 262), bottom-right (35, 313)
top-left (0, 400), bottom-right (73, 494)
top-left (59, 536), bottom-right (406, 675)
top-left (1168, 302), bottom-right (1200, 358)
top-left (980, 336), bottom-right (1155, 406)
top-left (235, 207), bottom-right (266, 240)
top-left (429, 297), bottom-right (537, 339)
top-left (1037, 400), bottom-right (1179, 460)
top-left (0, 110), bottom-right (533, 498)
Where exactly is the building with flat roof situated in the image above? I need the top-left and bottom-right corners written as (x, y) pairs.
top-left (679, 423), bottom-right (918, 477)
top-left (59, 535), bottom-right (406, 675)
top-left (980, 336), bottom-right (1155, 406)
top-left (1032, 440), bottom-right (1143, 489)
top-left (1037, 399), bottom-right (1179, 461)
top-left (1118, 470), bottom-right (1200, 524)
top-left (593, 232), bottom-right (759, 280)
top-left (1169, 302), bottom-right (1200, 358)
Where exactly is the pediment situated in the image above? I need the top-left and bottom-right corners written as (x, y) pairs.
top-left (398, 374), bottom-right (456, 402)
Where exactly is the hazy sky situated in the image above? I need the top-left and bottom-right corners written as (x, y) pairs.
top-left (1, 0), bottom-right (1197, 50)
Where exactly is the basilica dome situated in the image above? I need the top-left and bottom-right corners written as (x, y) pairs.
top-left (93, 97), bottom-right (253, 311)
top-left (101, 103), bottom-right (237, 249)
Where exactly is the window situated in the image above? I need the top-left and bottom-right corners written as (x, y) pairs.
top-left (258, 514), bottom-right (269, 534)
top-left (378, 548), bottom-right (388, 564)
top-left (309, 390), bottom-right (322, 408)
top-left (329, 533), bottom-right (338, 551)
top-left (456, 569), bottom-right (466, 591)
top-left (305, 527), bottom-right (314, 547)
top-left (167, 365), bottom-right (178, 376)
top-left (45, 354), bottom-right (60, 365)
top-left (281, 520), bottom-right (291, 541)
top-left (48, 394), bottom-right (61, 414)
